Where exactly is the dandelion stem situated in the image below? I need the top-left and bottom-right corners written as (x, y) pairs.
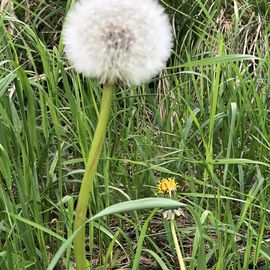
top-left (73, 84), bottom-right (114, 269)
top-left (170, 219), bottom-right (186, 270)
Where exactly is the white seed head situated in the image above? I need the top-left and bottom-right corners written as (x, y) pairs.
top-left (63, 0), bottom-right (173, 85)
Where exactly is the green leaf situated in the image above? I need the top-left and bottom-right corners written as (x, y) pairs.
top-left (92, 198), bottom-right (185, 220)
top-left (132, 209), bottom-right (157, 270)
top-left (167, 54), bottom-right (260, 69)
top-left (143, 249), bottom-right (170, 270)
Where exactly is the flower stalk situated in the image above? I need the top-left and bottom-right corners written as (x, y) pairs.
top-left (157, 178), bottom-right (186, 270)
top-left (170, 219), bottom-right (186, 270)
top-left (73, 84), bottom-right (114, 269)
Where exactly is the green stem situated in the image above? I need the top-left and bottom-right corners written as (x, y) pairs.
top-left (170, 219), bottom-right (186, 270)
top-left (73, 84), bottom-right (114, 270)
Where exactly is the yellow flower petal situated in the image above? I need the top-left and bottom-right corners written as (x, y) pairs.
top-left (157, 177), bottom-right (178, 195)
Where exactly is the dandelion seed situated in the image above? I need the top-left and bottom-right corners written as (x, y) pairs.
top-left (63, 0), bottom-right (172, 85)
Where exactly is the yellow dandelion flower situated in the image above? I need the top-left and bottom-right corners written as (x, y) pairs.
top-left (157, 177), bottom-right (178, 195)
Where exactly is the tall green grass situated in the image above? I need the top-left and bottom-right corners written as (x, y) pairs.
top-left (0, 0), bottom-right (269, 269)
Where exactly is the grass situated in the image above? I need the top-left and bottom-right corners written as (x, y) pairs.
top-left (0, 0), bottom-right (269, 269)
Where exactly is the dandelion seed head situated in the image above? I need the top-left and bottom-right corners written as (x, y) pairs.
top-left (63, 0), bottom-right (172, 85)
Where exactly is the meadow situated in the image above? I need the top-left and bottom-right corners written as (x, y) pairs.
top-left (0, 0), bottom-right (269, 269)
